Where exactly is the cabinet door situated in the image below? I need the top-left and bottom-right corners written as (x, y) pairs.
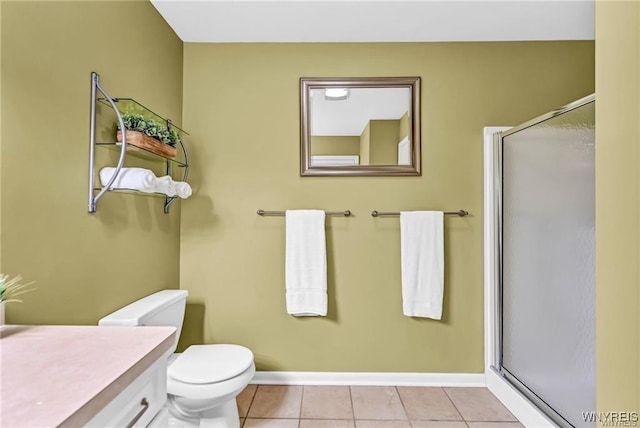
top-left (85, 357), bottom-right (167, 428)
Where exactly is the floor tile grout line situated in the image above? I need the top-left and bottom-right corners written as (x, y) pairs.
top-left (442, 386), bottom-right (466, 422)
top-left (245, 385), bottom-right (258, 418)
top-left (245, 384), bottom-right (261, 418)
top-left (348, 385), bottom-right (356, 422)
top-left (298, 385), bottom-right (304, 428)
top-left (395, 385), bottom-right (411, 421)
top-left (246, 417), bottom-right (301, 419)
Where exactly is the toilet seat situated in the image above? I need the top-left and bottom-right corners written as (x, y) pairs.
top-left (169, 344), bottom-right (253, 384)
top-left (167, 355), bottom-right (256, 400)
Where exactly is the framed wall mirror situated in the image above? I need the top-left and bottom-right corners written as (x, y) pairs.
top-left (300, 77), bottom-right (421, 176)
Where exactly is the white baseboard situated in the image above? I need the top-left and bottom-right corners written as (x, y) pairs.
top-left (251, 371), bottom-right (486, 387)
top-left (486, 368), bottom-right (557, 428)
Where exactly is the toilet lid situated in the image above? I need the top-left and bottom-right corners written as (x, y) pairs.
top-left (169, 344), bottom-right (254, 384)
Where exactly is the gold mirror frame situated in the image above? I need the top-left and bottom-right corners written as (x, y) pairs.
top-left (300, 77), bottom-right (421, 176)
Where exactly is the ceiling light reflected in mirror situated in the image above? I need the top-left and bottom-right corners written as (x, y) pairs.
top-left (324, 88), bottom-right (350, 100)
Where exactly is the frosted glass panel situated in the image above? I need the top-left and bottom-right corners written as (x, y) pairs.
top-left (502, 101), bottom-right (595, 427)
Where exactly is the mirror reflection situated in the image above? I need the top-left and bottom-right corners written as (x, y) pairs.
top-left (310, 87), bottom-right (412, 167)
top-left (301, 77), bottom-right (421, 176)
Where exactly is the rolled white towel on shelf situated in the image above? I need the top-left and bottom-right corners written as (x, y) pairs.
top-left (153, 176), bottom-right (193, 199)
top-left (173, 182), bottom-right (192, 199)
top-left (99, 167), bottom-right (192, 199)
top-left (99, 167), bottom-right (157, 193)
top-left (154, 175), bottom-right (175, 196)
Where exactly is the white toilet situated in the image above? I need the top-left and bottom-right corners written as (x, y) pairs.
top-left (98, 289), bottom-right (255, 428)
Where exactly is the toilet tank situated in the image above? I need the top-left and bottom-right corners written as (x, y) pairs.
top-left (98, 289), bottom-right (188, 353)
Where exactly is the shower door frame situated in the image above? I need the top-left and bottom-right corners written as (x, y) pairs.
top-left (483, 93), bottom-right (595, 428)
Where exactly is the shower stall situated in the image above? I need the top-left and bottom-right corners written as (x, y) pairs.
top-left (484, 95), bottom-right (595, 428)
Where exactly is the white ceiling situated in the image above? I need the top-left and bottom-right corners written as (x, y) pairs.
top-left (150, 0), bottom-right (594, 43)
top-left (311, 88), bottom-right (411, 136)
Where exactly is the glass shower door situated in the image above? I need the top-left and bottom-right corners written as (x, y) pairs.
top-left (500, 98), bottom-right (595, 427)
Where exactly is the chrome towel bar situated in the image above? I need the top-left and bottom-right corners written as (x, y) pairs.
top-left (371, 210), bottom-right (469, 217)
top-left (257, 209), bottom-right (352, 217)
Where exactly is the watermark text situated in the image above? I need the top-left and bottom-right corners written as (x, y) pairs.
top-left (582, 411), bottom-right (638, 426)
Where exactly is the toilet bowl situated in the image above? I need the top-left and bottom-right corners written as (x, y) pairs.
top-left (166, 345), bottom-right (256, 426)
top-left (98, 290), bottom-right (254, 428)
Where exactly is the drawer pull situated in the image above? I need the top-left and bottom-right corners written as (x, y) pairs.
top-left (125, 397), bottom-right (149, 428)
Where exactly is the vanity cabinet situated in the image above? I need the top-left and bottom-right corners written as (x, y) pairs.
top-left (85, 356), bottom-right (167, 428)
top-left (0, 325), bottom-right (175, 428)
top-left (88, 72), bottom-right (189, 214)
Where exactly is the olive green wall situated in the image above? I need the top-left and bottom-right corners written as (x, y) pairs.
top-left (1, 1), bottom-right (183, 324)
top-left (310, 136), bottom-right (360, 156)
top-left (359, 121), bottom-right (370, 165)
top-left (358, 120), bottom-right (402, 165)
top-left (181, 42), bottom-right (594, 372)
top-left (368, 119), bottom-right (401, 165)
top-left (595, 0), bottom-right (640, 414)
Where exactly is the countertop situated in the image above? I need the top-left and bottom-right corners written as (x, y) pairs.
top-left (0, 325), bottom-right (175, 427)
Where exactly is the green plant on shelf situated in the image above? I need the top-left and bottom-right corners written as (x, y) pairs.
top-left (118, 113), bottom-right (180, 146)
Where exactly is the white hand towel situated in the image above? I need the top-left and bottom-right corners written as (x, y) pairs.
top-left (400, 211), bottom-right (444, 319)
top-left (285, 210), bottom-right (327, 316)
top-left (99, 167), bottom-right (157, 193)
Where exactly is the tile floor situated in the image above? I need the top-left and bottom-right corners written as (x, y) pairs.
top-left (236, 385), bottom-right (523, 427)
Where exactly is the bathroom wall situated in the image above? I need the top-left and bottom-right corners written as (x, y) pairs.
top-left (1, 1), bottom-right (183, 324)
top-left (368, 119), bottom-right (401, 165)
top-left (359, 122), bottom-right (371, 165)
top-left (310, 136), bottom-right (360, 156)
top-left (595, 1), bottom-right (640, 413)
top-left (180, 42), bottom-right (594, 372)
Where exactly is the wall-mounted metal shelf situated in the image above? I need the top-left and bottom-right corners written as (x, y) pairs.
top-left (92, 188), bottom-right (178, 198)
top-left (95, 143), bottom-right (188, 168)
top-left (88, 72), bottom-right (190, 214)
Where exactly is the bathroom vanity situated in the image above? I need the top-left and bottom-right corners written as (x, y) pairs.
top-left (0, 325), bottom-right (175, 427)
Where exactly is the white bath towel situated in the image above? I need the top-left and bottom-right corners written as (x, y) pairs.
top-left (400, 211), bottom-right (444, 319)
top-left (285, 210), bottom-right (327, 316)
top-left (99, 167), bottom-right (157, 193)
